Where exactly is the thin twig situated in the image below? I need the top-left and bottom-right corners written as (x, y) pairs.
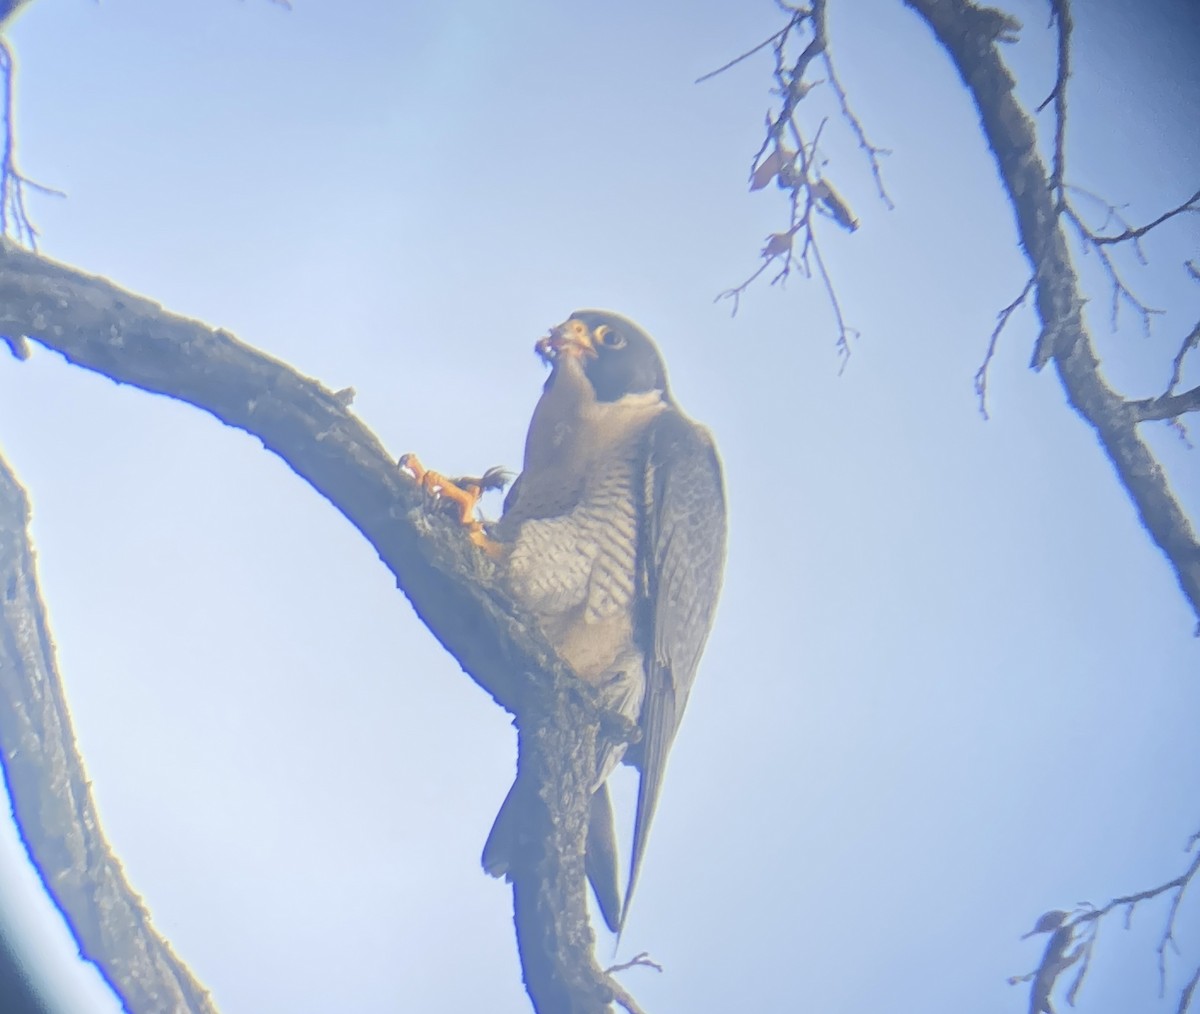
top-left (1063, 204), bottom-right (1163, 336)
top-left (1040, 0), bottom-right (1072, 208)
top-left (0, 40), bottom-right (64, 249)
top-left (818, 49), bottom-right (893, 208)
top-left (0, 40), bottom-right (32, 246)
top-left (1066, 183), bottom-right (1145, 256)
top-left (715, 0), bottom-right (872, 358)
top-left (605, 952), bottom-right (663, 976)
top-left (604, 952), bottom-right (662, 1014)
top-left (976, 276), bottom-right (1035, 419)
top-left (1158, 855), bottom-right (1199, 998)
top-left (695, 24), bottom-right (794, 84)
top-left (1179, 965), bottom-right (1200, 1014)
top-left (1079, 848), bottom-right (1200, 925)
top-left (715, 256), bottom-right (775, 315)
top-left (1090, 187), bottom-right (1200, 246)
top-left (808, 227), bottom-right (856, 370)
top-left (1166, 320), bottom-right (1200, 395)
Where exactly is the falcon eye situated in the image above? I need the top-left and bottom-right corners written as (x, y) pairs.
top-left (595, 325), bottom-right (627, 349)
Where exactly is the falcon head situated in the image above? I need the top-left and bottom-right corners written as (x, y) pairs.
top-left (536, 309), bottom-right (671, 403)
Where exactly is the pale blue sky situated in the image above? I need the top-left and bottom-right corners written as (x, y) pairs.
top-left (1, 1), bottom-right (1198, 1012)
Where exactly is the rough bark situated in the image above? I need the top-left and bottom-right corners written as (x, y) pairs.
top-left (0, 450), bottom-right (218, 1013)
top-left (0, 237), bottom-right (621, 1012)
top-left (903, 0), bottom-right (1200, 629)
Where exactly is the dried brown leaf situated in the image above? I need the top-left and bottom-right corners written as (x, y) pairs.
top-left (1022, 910), bottom-right (1069, 939)
top-left (814, 178), bottom-right (859, 232)
top-left (751, 149), bottom-right (785, 191)
top-left (761, 226), bottom-right (800, 259)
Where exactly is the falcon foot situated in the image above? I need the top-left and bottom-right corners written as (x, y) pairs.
top-left (398, 453), bottom-right (509, 556)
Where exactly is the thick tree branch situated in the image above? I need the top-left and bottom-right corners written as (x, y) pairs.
top-left (904, 0), bottom-right (1200, 631)
top-left (0, 452), bottom-right (217, 1012)
top-left (0, 2), bottom-right (35, 30)
top-left (0, 238), bottom-right (557, 711)
top-left (0, 238), bottom-right (626, 1013)
top-left (1133, 385), bottom-right (1200, 424)
top-left (510, 707), bottom-right (613, 1014)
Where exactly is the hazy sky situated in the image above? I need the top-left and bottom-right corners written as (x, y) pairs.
top-left (1, 1), bottom-right (1198, 1012)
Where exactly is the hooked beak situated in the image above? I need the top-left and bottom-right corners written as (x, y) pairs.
top-left (534, 318), bottom-right (597, 364)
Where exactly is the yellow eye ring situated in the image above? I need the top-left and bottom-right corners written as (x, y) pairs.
top-left (595, 325), bottom-right (626, 349)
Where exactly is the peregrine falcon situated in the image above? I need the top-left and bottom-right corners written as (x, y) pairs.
top-left (408, 310), bottom-right (725, 933)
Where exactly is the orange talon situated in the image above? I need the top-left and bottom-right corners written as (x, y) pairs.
top-left (399, 453), bottom-right (510, 556)
top-left (433, 471), bottom-right (484, 526)
top-left (467, 523), bottom-right (505, 558)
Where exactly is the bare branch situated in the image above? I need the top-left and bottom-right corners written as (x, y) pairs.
top-left (1061, 186), bottom-right (1200, 346)
top-left (1063, 203), bottom-right (1164, 336)
top-left (1090, 188), bottom-right (1200, 246)
top-left (1016, 838), bottom-right (1200, 1010)
top-left (1132, 385), bottom-right (1200, 423)
top-left (1040, 0), bottom-right (1072, 207)
top-left (1179, 965), bottom-right (1200, 1014)
top-left (975, 276), bottom-right (1034, 419)
top-left (819, 48), bottom-right (893, 208)
top-left (0, 40), bottom-right (33, 246)
top-left (605, 953), bottom-right (663, 976)
top-left (715, 250), bottom-right (782, 315)
top-left (0, 40), bottom-right (63, 249)
top-left (808, 224), bottom-right (857, 370)
top-left (0, 239), bottom-right (633, 1013)
top-left (604, 952), bottom-right (662, 1014)
top-left (694, 22), bottom-right (795, 84)
top-left (1066, 184), bottom-right (1151, 262)
top-left (1158, 854), bottom-right (1198, 998)
top-left (1027, 923), bottom-right (1084, 1014)
top-left (0, 454), bottom-right (218, 1013)
top-left (1064, 932), bottom-right (1095, 1007)
top-left (904, 0), bottom-right (1200, 630)
top-left (713, 0), bottom-right (881, 356)
top-left (1167, 319), bottom-right (1200, 395)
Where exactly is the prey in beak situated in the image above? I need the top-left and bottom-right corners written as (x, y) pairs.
top-left (535, 318), bottom-right (599, 364)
